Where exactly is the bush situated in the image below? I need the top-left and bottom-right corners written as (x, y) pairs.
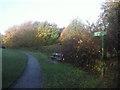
top-left (60, 19), bottom-right (101, 72)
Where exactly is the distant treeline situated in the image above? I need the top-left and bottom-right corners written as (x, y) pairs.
top-left (2, 21), bottom-right (64, 47)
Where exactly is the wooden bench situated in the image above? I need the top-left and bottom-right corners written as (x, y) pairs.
top-left (50, 53), bottom-right (64, 62)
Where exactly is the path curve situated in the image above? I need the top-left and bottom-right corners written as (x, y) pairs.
top-left (11, 51), bottom-right (42, 88)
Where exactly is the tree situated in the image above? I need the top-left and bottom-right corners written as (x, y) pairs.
top-left (99, 1), bottom-right (119, 57)
top-left (36, 21), bottom-right (60, 45)
top-left (2, 21), bottom-right (37, 48)
top-left (60, 18), bottom-right (101, 71)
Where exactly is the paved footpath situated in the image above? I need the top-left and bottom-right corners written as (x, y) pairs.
top-left (10, 51), bottom-right (42, 88)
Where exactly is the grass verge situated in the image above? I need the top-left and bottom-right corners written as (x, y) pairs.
top-left (2, 49), bottom-right (27, 88)
top-left (27, 50), bottom-right (101, 88)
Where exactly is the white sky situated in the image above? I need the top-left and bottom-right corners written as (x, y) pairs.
top-left (0, 0), bottom-right (105, 34)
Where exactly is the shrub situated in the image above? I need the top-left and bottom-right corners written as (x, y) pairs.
top-left (60, 19), bottom-right (101, 72)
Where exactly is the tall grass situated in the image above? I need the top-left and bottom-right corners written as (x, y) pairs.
top-left (2, 49), bottom-right (27, 88)
top-left (28, 51), bottom-right (101, 88)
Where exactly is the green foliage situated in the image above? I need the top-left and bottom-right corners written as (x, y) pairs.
top-left (36, 21), bottom-right (60, 45)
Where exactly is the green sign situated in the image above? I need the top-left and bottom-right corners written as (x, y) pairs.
top-left (94, 30), bottom-right (107, 76)
top-left (94, 31), bottom-right (107, 36)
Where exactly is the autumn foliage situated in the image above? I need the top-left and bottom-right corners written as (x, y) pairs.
top-left (60, 19), bottom-right (102, 72)
top-left (2, 21), bottom-right (62, 48)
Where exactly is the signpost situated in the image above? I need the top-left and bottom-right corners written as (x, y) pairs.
top-left (94, 31), bottom-right (107, 36)
top-left (94, 31), bottom-right (107, 76)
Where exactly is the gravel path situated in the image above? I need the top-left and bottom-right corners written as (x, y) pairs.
top-left (10, 51), bottom-right (42, 88)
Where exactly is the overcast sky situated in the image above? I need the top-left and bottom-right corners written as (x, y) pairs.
top-left (0, 0), bottom-right (105, 34)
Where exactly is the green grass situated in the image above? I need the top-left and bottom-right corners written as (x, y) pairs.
top-left (27, 50), bottom-right (101, 88)
top-left (2, 49), bottom-right (27, 88)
